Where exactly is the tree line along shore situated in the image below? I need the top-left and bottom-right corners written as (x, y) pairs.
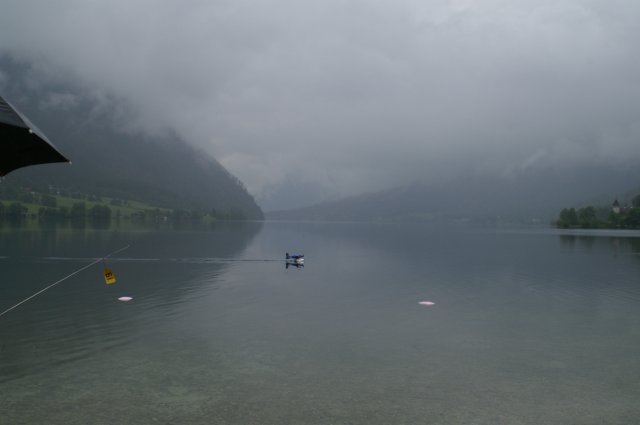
top-left (0, 185), bottom-right (249, 227)
top-left (556, 195), bottom-right (640, 229)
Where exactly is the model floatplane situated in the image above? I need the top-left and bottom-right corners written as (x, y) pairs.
top-left (286, 252), bottom-right (304, 266)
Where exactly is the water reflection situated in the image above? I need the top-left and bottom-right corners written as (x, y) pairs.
top-left (0, 221), bottom-right (263, 257)
top-left (558, 231), bottom-right (640, 257)
top-left (0, 221), bottom-right (263, 383)
top-left (3, 223), bottom-right (640, 424)
top-left (0, 214), bottom-right (258, 233)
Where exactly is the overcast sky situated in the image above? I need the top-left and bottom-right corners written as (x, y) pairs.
top-left (1, 0), bottom-right (639, 210)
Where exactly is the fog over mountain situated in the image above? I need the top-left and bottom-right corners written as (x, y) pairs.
top-left (267, 164), bottom-right (640, 223)
top-left (2, 1), bottom-right (639, 211)
top-left (0, 58), bottom-right (264, 219)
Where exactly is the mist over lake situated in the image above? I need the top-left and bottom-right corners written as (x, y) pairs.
top-left (2, 222), bottom-right (640, 424)
top-left (3, 1), bottom-right (640, 423)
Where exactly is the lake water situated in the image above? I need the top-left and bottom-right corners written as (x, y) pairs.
top-left (1, 222), bottom-right (640, 424)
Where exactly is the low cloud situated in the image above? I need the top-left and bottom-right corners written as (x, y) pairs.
top-left (2, 0), bottom-right (639, 209)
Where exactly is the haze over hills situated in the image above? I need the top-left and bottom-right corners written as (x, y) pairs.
top-left (267, 164), bottom-right (640, 223)
top-left (0, 58), bottom-right (263, 220)
top-left (3, 56), bottom-right (638, 224)
top-left (3, 2), bottom-right (640, 215)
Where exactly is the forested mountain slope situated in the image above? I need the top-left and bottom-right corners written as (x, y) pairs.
top-left (0, 58), bottom-right (262, 219)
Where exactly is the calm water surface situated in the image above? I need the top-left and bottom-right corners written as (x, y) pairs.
top-left (1, 222), bottom-right (640, 424)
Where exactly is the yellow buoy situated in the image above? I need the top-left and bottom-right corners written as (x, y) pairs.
top-left (104, 268), bottom-right (116, 285)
